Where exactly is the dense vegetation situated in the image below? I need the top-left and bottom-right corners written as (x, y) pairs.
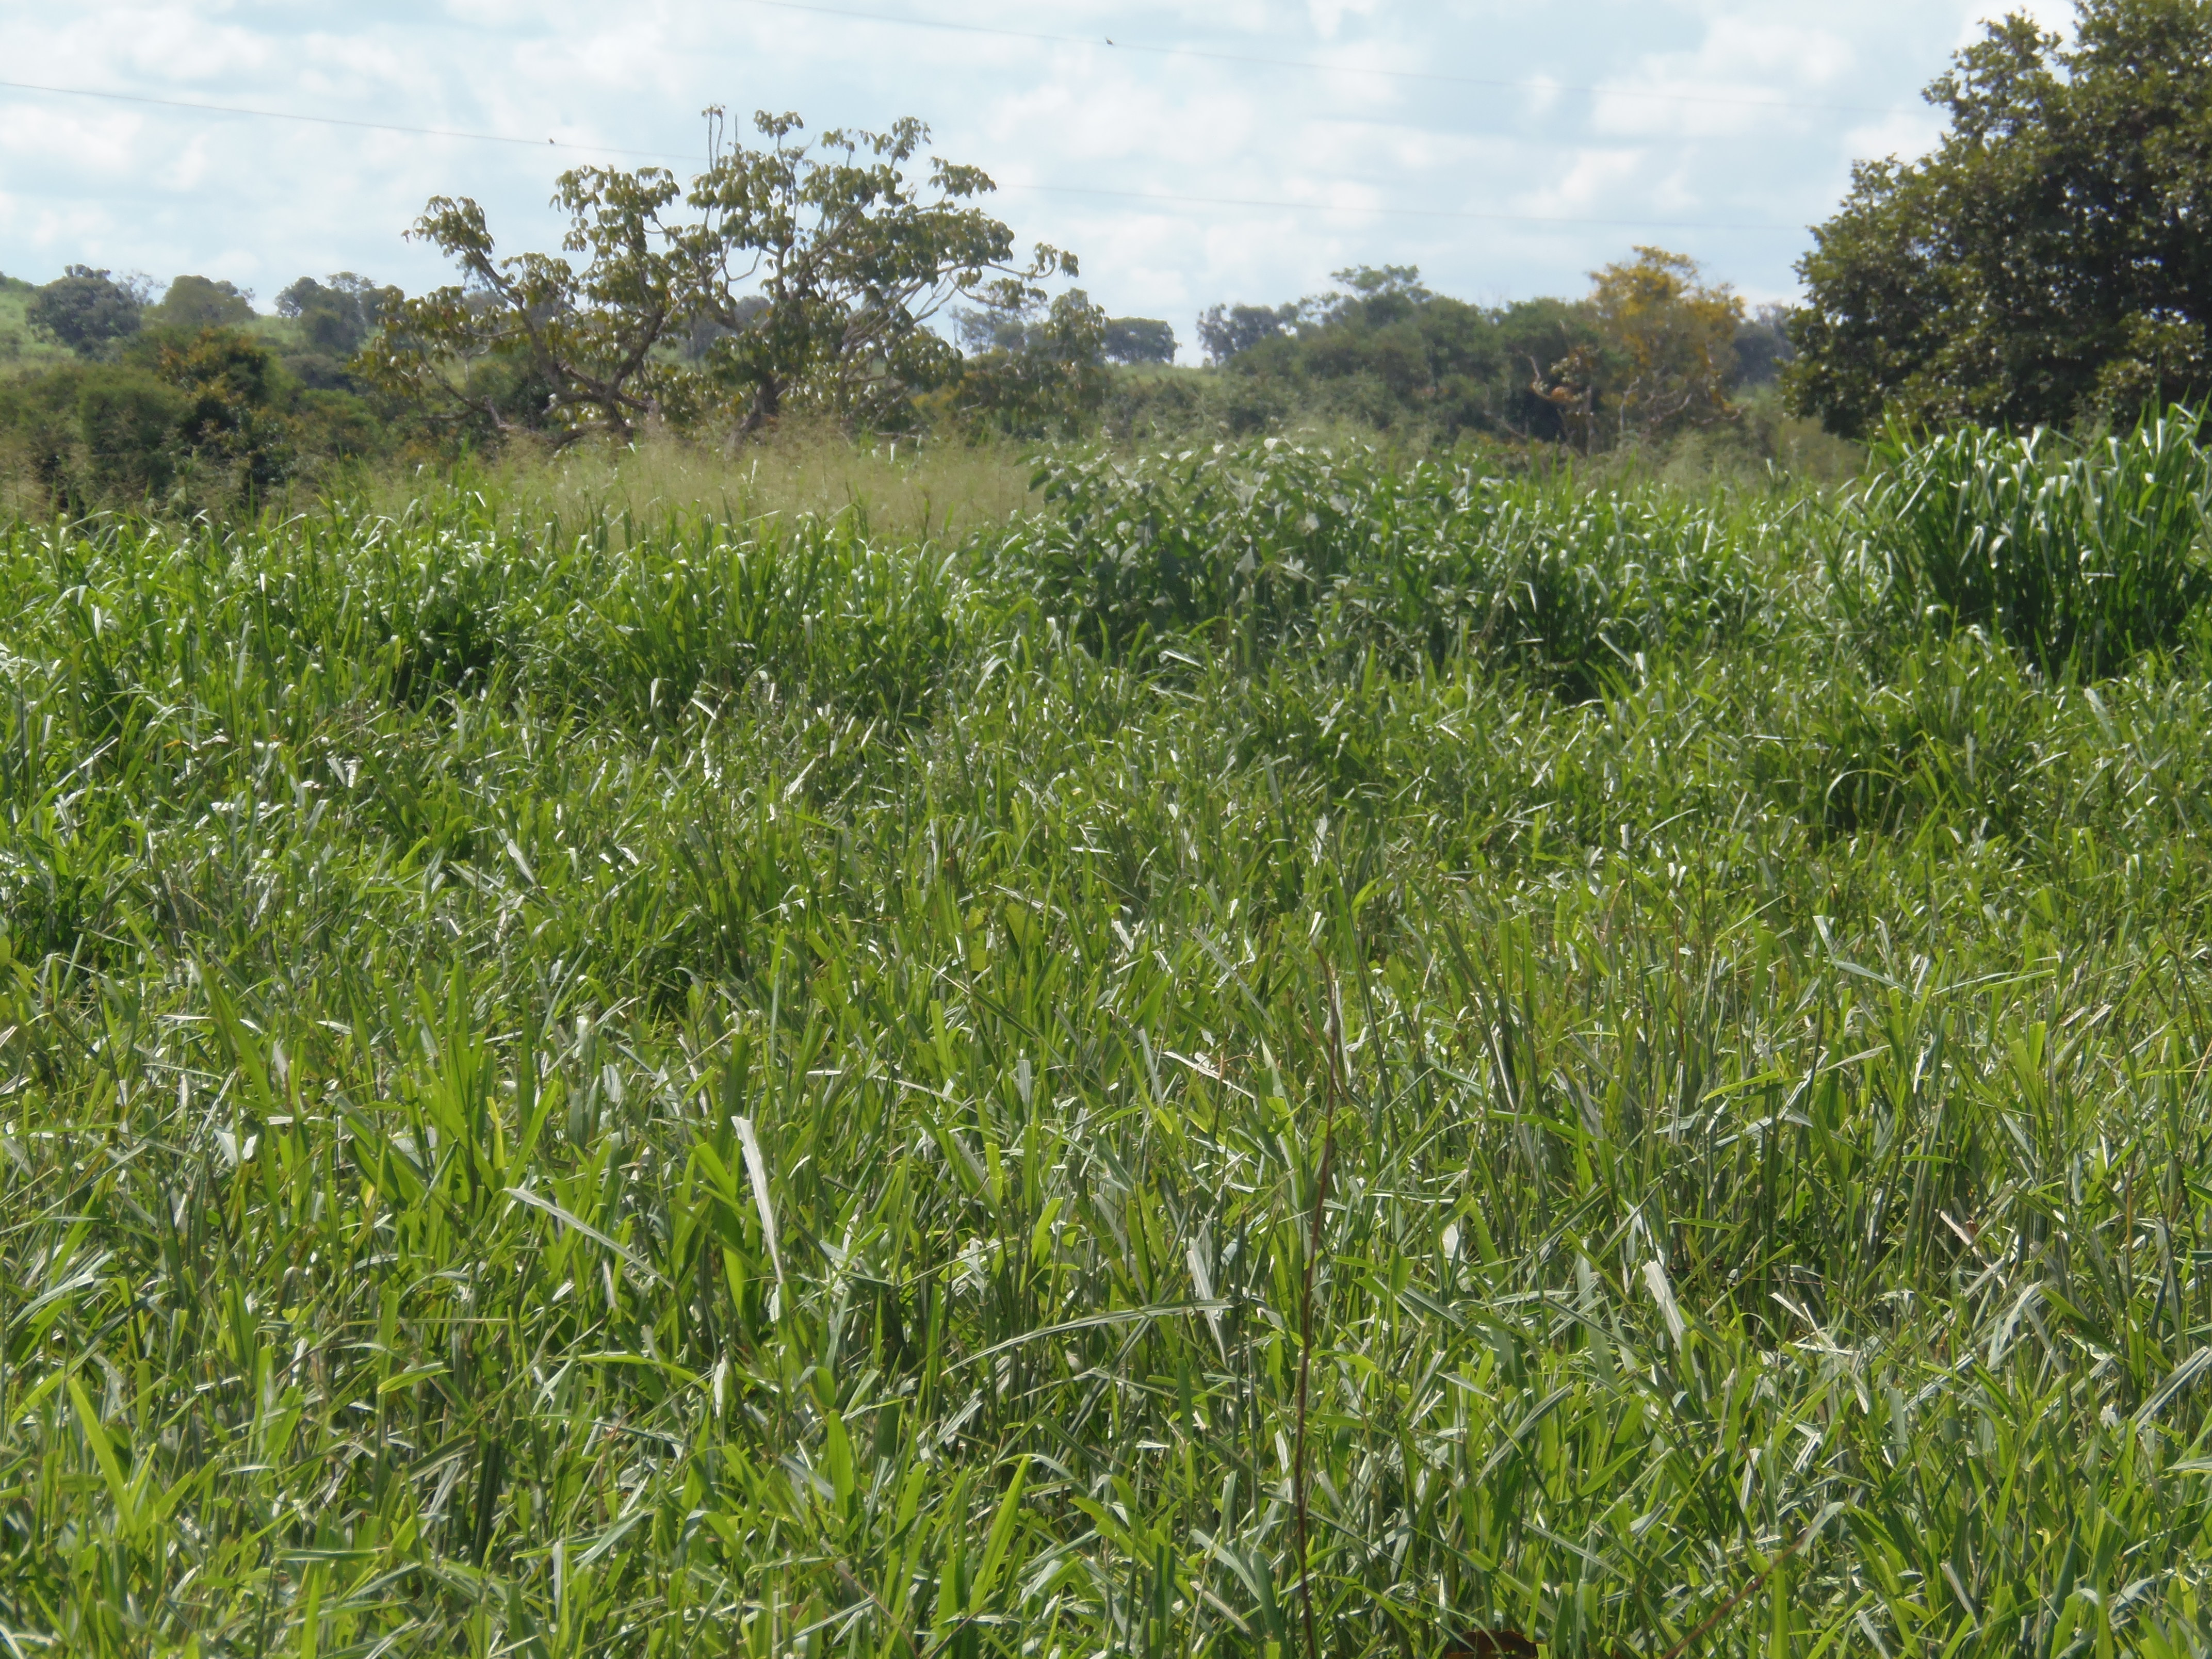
top-left (1790, 0), bottom-right (2212, 434)
top-left (0, 204), bottom-right (1811, 519)
top-left (10, 417), bottom-right (2212, 1654)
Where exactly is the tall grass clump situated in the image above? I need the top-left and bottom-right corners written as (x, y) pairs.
top-left (1011, 441), bottom-right (1787, 693)
top-left (15, 431), bottom-right (2212, 1655)
top-left (1835, 409), bottom-right (2212, 675)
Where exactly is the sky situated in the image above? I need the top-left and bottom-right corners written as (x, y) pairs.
top-left (0, 0), bottom-right (2074, 356)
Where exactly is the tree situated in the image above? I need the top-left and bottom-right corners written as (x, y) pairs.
top-left (0, 326), bottom-right (299, 506)
top-left (152, 329), bottom-right (293, 493)
top-left (363, 166), bottom-right (691, 444)
top-left (1197, 303), bottom-right (1295, 364)
top-left (366, 108), bottom-right (1071, 444)
top-left (1163, 268), bottom-right (1604, 443)
top-left (152, 276), bottom-right (255, 331)
top-left (1103, 318), bottom-right (1177, 364)
top-left (685, 110), bottom-right (1072, 436)
top-left (26, 267), bottom-right (147, 358)
top-left (1791, 0), bottom-right (2212, 436)
top-left (1589, 247), bottom-right (1742, 441)
top-left (1528, 248), bottom-right (1742, 449)
top-left (944, 288), bottom-right (1108, 436)
top-left (276, 274), bottom-right (396, 357)
top-left (1733, 303), bottom-right (1796, 390)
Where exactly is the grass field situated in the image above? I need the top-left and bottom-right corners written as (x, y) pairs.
top-left (10, 424), bottom-right (2212, 1656)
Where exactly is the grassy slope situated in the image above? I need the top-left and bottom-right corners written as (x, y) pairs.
top-left (0, 283), bottom-right (75, 378)
top-left (4, 444), bottom-right (2212, 1655)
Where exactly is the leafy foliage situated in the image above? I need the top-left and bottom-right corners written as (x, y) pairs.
top-left (1102, 317), bottom-right (1177, 365)
top-left (0, 328), bottom-right (351, 508)
top-left (1535, 247), bottom-right (1744, 449)
top-left (275, 273), bottom-right (401, 390)
top-left (24, 267), bottom-right (147, 359)
top-left (687, 110), bottom-right (1073, 436)
top-left (940, 289), bottom-right (1109, 438)
top-left (364, 109), bottom-right (1074, 445)
top-left (1196, 301), bottom-right (1296, 364)
top-left (11, 434), bottom-right (2212, 1656)
top-left (149, 275), bottom-right (256, 331)
top-left (1792, 0), bottom-right (2212, 435)
top-left (1191, 258), bottom-right (1750, 451)
top-left (365, 167), bottom-right (693, 445)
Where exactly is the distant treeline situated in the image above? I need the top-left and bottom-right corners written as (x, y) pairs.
top-left (0, 244), bottom-right (1794, 513)
top-left (1122, 256), bottom-right (1793, 450)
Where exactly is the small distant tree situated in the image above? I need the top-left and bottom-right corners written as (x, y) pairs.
top-left (1531, 247), bottom-right (1743, 448)
top-left (276, 274), bottom-right (397, 357)
top-left (26, 267), bottom-right (148, 358)
top-left (1103, 318), bottom-right (1177, 364)
top-left (947, 288), bottom-right (1108, 436)
top-left (152, 276), bottom-right (256, 331)
top-left (1302, 265), bottom-right (1433, 328)
top-left (1733, 302), bottom-right (1796, 390)
top-left (152, 328), bottom-right (293, 493)
top-left (1197, 303), bottom-right (1295, 364)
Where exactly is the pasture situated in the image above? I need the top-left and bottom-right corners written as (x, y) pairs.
top-left (7, 428), bottom-right (2212, 1656)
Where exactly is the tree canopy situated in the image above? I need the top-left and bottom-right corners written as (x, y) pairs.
top-left (1196, 303), bottom-right (1295, 365)
top-left (1180, 256), bottom-right (1748, 449)
top-left (152, 276), bottom-right (256, 331)
top-left (1534, 248), bottom-right (1743, 449)
top-left (1103, 318), bottom-right (1177, 365)
top-left (362, 108), bottom-right (1075, 444)
top-left (1791, 0), bottom-right (2212, 436)
top-left (26, 267), bottom-right (147, 358)
top-left (276, 274), bottom-right (394, 357)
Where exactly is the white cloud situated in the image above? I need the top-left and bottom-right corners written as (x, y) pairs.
top-left (0, 0), bottom-right (2039, 345)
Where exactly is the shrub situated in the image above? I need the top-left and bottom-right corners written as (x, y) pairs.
top-left (0, 327), bottom-right (300, 508)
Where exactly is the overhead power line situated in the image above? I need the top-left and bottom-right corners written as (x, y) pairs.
top-left (0, 76), bottom-right (1801, 234)
top-left (0, 77), bottom-right (690, 160)
top-left (1006, 182), bottom-right (1795, 234)
top-left (728, 0), bottom-right (1917, 117)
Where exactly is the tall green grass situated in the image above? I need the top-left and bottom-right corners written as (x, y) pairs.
top-left (1836, 414), bottom-right (2212, 675)
top-left (1012, 443), bottom-right (1785, 695)
top-left (9, 427), bottom-right (2212, 1656)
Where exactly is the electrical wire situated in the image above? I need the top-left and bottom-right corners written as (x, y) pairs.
top-left (0, 77), bottom-right (692, 160)
top-left (727, 0), bottom-right (1917, 117)
top-left (0, 76), bottom-right (1801, 233)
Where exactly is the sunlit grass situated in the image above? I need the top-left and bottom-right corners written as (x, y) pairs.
top-left (354, 422), bottom-right (1045, 545)
top-left (8, 431), bottom-right (2212, 1655)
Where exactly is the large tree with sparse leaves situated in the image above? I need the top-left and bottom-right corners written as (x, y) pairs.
top-left (363, 109), bottom-right (1076, 444)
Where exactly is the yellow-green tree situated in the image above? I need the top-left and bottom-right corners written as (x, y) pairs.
top-left (1534, 247), bottom-right (1744, 450)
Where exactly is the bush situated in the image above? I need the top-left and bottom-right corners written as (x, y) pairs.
top-left (0, 325), bottom-right (393, 510)
top-left (0, 363), bottom-right (188, 503)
